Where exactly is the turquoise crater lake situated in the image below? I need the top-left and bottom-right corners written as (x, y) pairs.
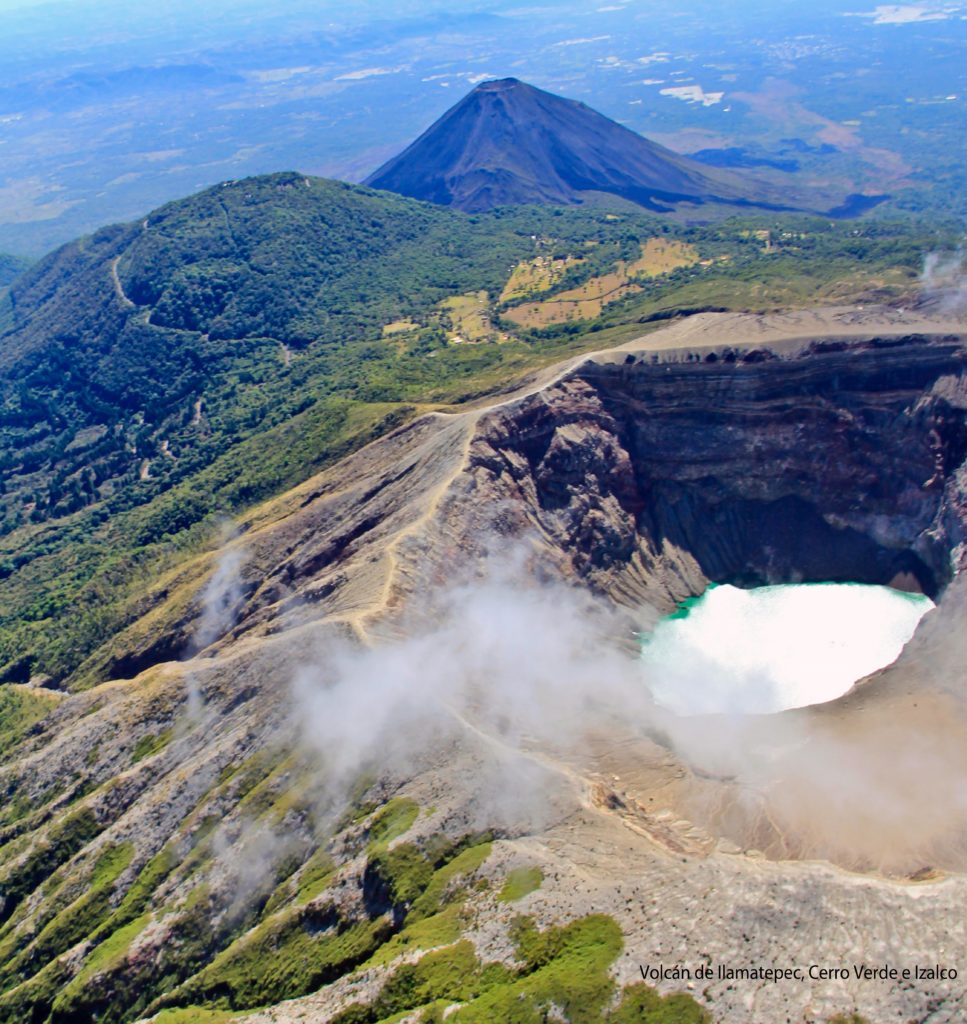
top-left (641, 583), bottom-right (934, 716)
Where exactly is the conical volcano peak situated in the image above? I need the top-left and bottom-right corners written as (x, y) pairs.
top-left (464, 77), bottom-right (589, 113)
top-left (470, 77), bottom-right (524, 91)
top-left (365, 79), bottom-right (845, 216)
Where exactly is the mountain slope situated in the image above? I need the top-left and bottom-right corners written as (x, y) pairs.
top-left (0, 310), bottom-right (965, 1024)
top-left (0, 173), bottom-right (547, 688)
top-left (0, 255), bottom-right (28, 288)
top-left (364, 78), bottom-right (842, 215)
top-left (0, 168), bottom-right (943, 694)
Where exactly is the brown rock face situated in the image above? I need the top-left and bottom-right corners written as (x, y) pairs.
top-left (465, 337), bottom-right (967, 610)
top-left (101, 314), bottom-right (967, 678)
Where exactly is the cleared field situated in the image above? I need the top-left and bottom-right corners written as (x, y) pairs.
top-left (440, 290), bottom-right (509, 344)
top-left (382, 320), bottom-right (420, 336)
top-left (499, 254), bottom-right (584, 302)
top-left (631, 237), bottom-right (700, 275)
top-left (503, 238), bottom-right (698, 328)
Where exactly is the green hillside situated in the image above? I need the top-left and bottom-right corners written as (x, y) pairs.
top-left (0, 170), bottom-right (952, 688)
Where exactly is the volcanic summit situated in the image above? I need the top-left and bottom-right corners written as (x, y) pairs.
top-left (366, 77), bottom-right (821, 214)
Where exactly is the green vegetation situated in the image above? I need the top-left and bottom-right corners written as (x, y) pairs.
top-left (151, 1011), bottom-right (243, 1019)
top-left (153, 1011), bottom-right (241, 1024)
top-left (0, 804), bottom-right (247, 1023)
top-left (49, 910), bottom-right (154, 1020)
top-left (607, 984), bottom-right (712, 1023)
top-left (131, 727), bottom-right (173, 763)
top-left (0, 957), bottom-right (70, 1024)
top-left (0, 171), bottom-right (953, 692)
top-left (3, 843), bottom-right (134, 984)
top-left (292, 849), bottom-right (336, 905)
top-left (138, 832), bottom-right (699, 1024)
top-left (0, 686), bottom-right (58, 761)
top-left (48, 879), bottom-right (269, 1023)
top-left (365, 840), bottom-right (493, 968)
top-left (498, 865), bottom-right (543, 903)
top-left (0, 770), bottom-right (708, 1024)
top-left (0, 807), bottom-right (101, 924)
top-left (408, 842), bottom-right (491, 921)
top-left (365, 905), bottom-right (466, 968)
top-left (0, 171), bottom-right (947, 1024)
top-left (136, 831), bottom-right (492, 1019)
top-left (369, 839), bottom-right (441, 909)
top-left (96, 843), bottom-right (179, 935)
top-left (334, 913), bottom-right (711, 1024)
top-left (366, 797), bottom-right (420, 850)
top-left (162, 903), bottom-right (392, 1012)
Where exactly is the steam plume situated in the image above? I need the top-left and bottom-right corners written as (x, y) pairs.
top-left (184, 521), bottom-right (248, 721)
top-left (291, 548), bottom-right (967, 873)
top-left (920, 248), bottom-right (967, 313)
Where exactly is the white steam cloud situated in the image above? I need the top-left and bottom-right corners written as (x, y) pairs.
top-left (193, 546), bottom-right (247, 654)
top-left (292, 553), bottom-right (657, 828)
top-left (184, 521), bottom-right (248, 721)
top-left (289, 549), bottom-right (967, 873)
top-left (920, 248), bottom-right (967, 313)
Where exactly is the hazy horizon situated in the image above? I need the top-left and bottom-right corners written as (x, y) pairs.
top-left (0, 0), bottom-right (963, 255)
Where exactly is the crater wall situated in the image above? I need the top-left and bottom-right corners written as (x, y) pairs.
top-left (468, 336), bottom-right (967, 608)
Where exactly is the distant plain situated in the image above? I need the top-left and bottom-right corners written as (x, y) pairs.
top-left (0, 0), bottom-right (964, 255)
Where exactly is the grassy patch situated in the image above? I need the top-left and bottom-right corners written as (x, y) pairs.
top-left (153, 1011), bottom-right (243, 1024)
top-left (409, 842), bottom-right (491, 921)
top-left (0, 685), bottom-right (59, 760)
top-left (131, 727), bottom-right (174, 763)
top-left (0, 806), bottom-right (102, 923)
top-left (294, 850), bottom-right (336, 905)
top-left (365, 904), bottom-right (466, 968)
top-left (0, 956), bottom-right (70, 1024)
top-left (367, 797), bottom-right (420, 851)
top-left (335, 914), bottom-right (632, 1024)
top-left (98, 842), bottom-right (179, 934)
top-left (370, 842), bottom-right (436, 908)
top-left (157, 903), bottom-right (391, 1012)
top-left (606, 983), bottom-right (712, 1022)
top-left (8, 842), bottom-right (135, 975)
top-left (498, 866), bottom-right (543, 903)
top-left (365, 840), bottom-right (493, 968)
top-left (67, 911), bottom-right (152, 989)
top-left (340, 914), bottom-right (712, 1024)
top-left (157, 832), bottom-right (492, 1015)
top-left (51, 882), bottom-right (266, 1022)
